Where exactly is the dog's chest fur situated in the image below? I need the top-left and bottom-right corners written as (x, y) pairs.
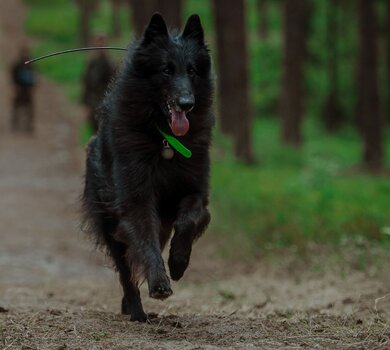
top-left (97, 125), bottom-right (209, 218)
top-left (154, 147), bottom-right (208, 202)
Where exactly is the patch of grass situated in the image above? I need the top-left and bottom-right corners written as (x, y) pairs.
top-left (210, 118), bottom-right (390, 255)
top-left (218, 289), bottom-right (236, 302)
top-left (90, 331), bottom-right (109, 341)
top-left (80, 121), bottom-right (94, 146)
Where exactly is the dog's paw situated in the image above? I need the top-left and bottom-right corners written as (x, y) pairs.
top-left (149, 279), bottom-right (173, 300)
top-left (130, 311), bottom-right (148, 322)
top-left (121, 297), bottom-right (148, 322)
top-left (168, 253), bottom-right (189, 281)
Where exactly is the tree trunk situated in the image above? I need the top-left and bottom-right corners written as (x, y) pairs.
top-left (155, 0), bottom-right (182, 29)
top-left (213, 0), bottom-right (254, 162)
top-left (77, 0), bottom-right (98, 46)
top-left (80, 2), bottom-right (92, 46)
top-left (128, 0), bottom-right (182, 37)
top-left (111, 0), bottom-right (122, 38)
top-left (279, 0), bottom-right (310, 147)
top-left (257, 0), bottom-right (269, 40)
top-left (387, 0), bottom-right (390, 125)
top-left (128, 0), bottom-right (154, 36)
top-left (322, 0), bottom-right (344, 132)
top-left (357, 0), bottom-right (383, 171)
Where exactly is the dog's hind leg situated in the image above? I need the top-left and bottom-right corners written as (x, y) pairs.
top-left (168, 195), bottom-right (210, 281)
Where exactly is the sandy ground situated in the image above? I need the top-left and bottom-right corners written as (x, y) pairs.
top-left (0, 1), bottom-right (390, 349)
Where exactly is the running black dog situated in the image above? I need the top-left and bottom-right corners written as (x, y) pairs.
top-left (82, 14), bottom-right (214, 322)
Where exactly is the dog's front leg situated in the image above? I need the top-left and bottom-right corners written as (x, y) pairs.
top-left (116, 205), bottom-right (173, 301)
top-left (168, 194), bottom-right (210, 281)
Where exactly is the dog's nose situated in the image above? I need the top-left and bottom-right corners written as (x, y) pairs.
top-left (177, 96), bottom-right (194, 112)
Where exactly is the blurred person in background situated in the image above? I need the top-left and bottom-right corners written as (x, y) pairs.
top-left (10, 45), bottom-right (36, 134)
top-left (81, 33), bottom-right (115, 133)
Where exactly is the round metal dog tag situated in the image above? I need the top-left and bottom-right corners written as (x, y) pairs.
top-left (161, 140), bottom-right (174, 160)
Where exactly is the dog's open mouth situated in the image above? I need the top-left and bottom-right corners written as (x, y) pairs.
top-left (166, 100), bottom-right (190, 137)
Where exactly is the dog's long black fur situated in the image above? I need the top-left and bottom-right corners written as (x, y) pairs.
top-left (82, 13), bottom-right (214, 322)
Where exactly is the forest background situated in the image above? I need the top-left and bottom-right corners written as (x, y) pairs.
top-left (24, 0), bottom-right (390, 257)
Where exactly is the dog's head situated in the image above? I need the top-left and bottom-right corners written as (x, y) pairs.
top-left (131, 13), bottom-right (212, 136)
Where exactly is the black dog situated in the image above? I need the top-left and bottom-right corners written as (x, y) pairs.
top-left (82, 13), bottom-right (214, 322)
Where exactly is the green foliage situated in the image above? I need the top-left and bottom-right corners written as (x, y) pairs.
top-left (25, 1), bottom-right (78, 43)
top-left (247, 0), bottom-right (282, 116)
top-left (210, 119), bottom-right (390, 255)
top-left (90, 331), bottom-right (108, 341)
top-left (306, 0), bottom-right (359, 122)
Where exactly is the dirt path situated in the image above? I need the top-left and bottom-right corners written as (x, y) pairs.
top-left (0, 1), bottom-right (389, 349)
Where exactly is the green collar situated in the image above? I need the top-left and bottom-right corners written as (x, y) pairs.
top-left (157, 126), bottom-right (192, 159)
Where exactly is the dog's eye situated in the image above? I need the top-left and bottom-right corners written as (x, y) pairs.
top-left (188, 67), bottom-right (196, 77)
top-left (163, 67), bottom-right (173, 75)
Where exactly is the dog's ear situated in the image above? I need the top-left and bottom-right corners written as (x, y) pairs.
top-left (182, 14), bottom-right (204, 46)
top-left (142, 13), bottom-right (168, 45)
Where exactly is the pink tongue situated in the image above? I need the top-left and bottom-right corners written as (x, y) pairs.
top-left (170, 110), bottom-right (189, 136)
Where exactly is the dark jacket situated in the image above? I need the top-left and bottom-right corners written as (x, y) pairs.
top-left (12, 59), bottom-right (35, 104)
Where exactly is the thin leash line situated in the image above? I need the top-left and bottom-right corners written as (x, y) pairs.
top-left (25, 46), bottom-right (128, 64)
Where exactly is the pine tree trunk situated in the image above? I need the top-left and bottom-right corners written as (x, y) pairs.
top-left (322, 0), bottom-right (344, 132)
top-left (128, 0), bottom-right (156, 36)
top-left (213, 0), bottom-right (254, 162)
top-left (111, 0), bottom-right (122, 38)
top-left (279, 0), bottom-right (309, 147)
top-left (156, 0), bottom-right (182, 29)
top-left (257, 0), bottom-right (269, 40)
top-left (78, 0), bottom-right (96, 46)
top-left (357, 0), bottom-right (383, 171)
top-left (387, 0), bottom-right (390, 125)
top-left (129, 0), bottom-right (182, 36)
